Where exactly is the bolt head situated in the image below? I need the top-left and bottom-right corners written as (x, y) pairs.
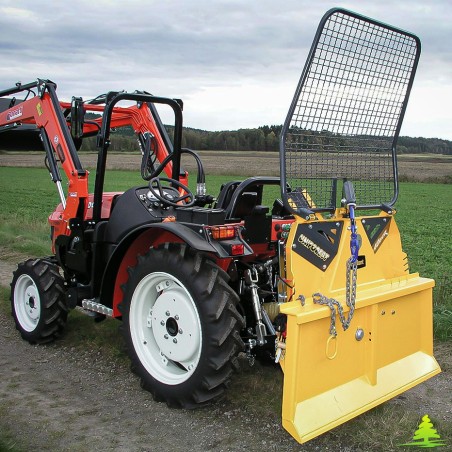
top-left (355, 328), bottom-right (364, 341)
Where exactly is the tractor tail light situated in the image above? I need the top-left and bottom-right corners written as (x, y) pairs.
top-left (230, 244), bottom-right (244, 256)
top-left (210, 225), bottom-right (237, 240)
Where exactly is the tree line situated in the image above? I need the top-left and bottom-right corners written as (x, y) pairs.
top-left (80, 124), bottom-right (452, 155)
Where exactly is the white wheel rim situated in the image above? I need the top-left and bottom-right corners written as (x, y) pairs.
top-left (14, 274), bottom-right (41, 332)
top-left (129, 272), bottom-right (202, 385)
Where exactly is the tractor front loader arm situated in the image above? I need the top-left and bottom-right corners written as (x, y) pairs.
top-left (0, 80), bottom-right (89, 241)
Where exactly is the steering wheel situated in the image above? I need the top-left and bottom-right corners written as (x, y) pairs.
top-left (148, 177), bottom-right (195, 207)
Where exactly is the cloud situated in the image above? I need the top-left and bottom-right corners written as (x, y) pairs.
top-left (1, 0), bottom-right (451, 139)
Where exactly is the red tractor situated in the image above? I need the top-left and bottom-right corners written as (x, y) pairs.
top-left (1, 9), bottom-right (440, 444)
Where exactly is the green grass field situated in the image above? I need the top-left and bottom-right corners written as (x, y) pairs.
top-left (0, 166), bottom-right (450, 339)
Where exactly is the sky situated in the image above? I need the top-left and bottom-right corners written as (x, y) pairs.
top-left (1, 0), bottom-right (451, 140)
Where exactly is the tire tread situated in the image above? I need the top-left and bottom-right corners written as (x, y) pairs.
top-left (120, 244), bottom-right (245, 408)
top-left (11, 258), bottom-right (67, 344)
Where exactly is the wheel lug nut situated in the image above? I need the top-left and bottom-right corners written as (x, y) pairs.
top-left (175, 315), bottom-right (179, 320)
top-left (178, 328), bottom-right (183, 334)
top-left (173, 338), bottom-right (178, 344)
top-left (165, 311), bottom-right (170, 316)
top-left (164, 334), bottom-right (169, 339)
top-left (160, 320), bottom-right (165, 326)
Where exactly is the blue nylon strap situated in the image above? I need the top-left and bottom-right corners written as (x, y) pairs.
top-left (348, 204), bottom-right (359, 263)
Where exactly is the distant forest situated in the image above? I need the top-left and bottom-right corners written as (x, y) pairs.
top-left (80, 124), bottom-right (452, 155)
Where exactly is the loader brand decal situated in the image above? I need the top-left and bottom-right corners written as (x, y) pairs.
top-left (293, 222), bottom-right (343, 271)
top-left (6, 106), bottom-right (23, 121)
top-left (298, 234), bottom-right (330, 261)
top-left (36, 103), bottom-right (43, 116)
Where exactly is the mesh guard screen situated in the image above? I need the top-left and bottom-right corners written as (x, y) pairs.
top-left (281, 9), bottom-right (420, 212)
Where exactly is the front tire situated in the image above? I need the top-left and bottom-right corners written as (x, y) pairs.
top-left (10, 258), bottom-right (68, 344)
top-left (120, 243), bottom-right (244, 408)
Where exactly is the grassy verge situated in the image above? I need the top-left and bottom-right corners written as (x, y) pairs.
top-left (0, 434), bottom-right (25, 452)
top-left (0, 401), bottom-right (27, 451)
top-left (1, 166), bottom-right (450, 339)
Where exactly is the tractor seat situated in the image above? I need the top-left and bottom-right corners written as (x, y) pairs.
top-left (226, 192), bottom-right (259, 219)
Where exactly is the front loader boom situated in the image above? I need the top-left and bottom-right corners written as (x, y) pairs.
top-left (0, 80), bottom-right (184, 248)
top-left (0, 80), bottom-right (89, 222)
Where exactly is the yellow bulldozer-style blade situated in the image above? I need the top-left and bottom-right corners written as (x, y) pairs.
top-left (278, 213), bottom-right (441, 444)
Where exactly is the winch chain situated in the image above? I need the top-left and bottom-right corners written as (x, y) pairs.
top-left (313, 257), bottom-right (357, 337)
top-left (313, 203), bottom-right (358, 337)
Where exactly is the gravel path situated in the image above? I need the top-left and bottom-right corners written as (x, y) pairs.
top-left (0, 315), bottom-right (295, 452)
top-left (0, 259), bottom-right (311, 452)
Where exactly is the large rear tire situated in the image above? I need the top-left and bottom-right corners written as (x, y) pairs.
top-left (120, 243), bottom-right (244, 408)
top-left (11, 258), bottom-right (68, 344)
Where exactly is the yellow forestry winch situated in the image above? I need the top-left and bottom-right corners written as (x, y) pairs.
top-left (276, 8), bottom-right (441, 443)
top-left (278, 209), bottom-right (439, 442)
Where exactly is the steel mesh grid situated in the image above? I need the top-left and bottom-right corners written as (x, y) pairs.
top-left (283, 11), bottom-right (419, 210)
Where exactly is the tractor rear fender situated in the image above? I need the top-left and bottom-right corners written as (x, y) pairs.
top-left (98, 222), bottom-right (228, 316)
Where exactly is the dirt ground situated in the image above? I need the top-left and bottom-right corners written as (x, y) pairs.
top-left (1, 152), bottom-right (451, 181)
top-left (0, 260), bottom-right (334, 452)
top-left (0, 257), bottom-right (451, 452)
